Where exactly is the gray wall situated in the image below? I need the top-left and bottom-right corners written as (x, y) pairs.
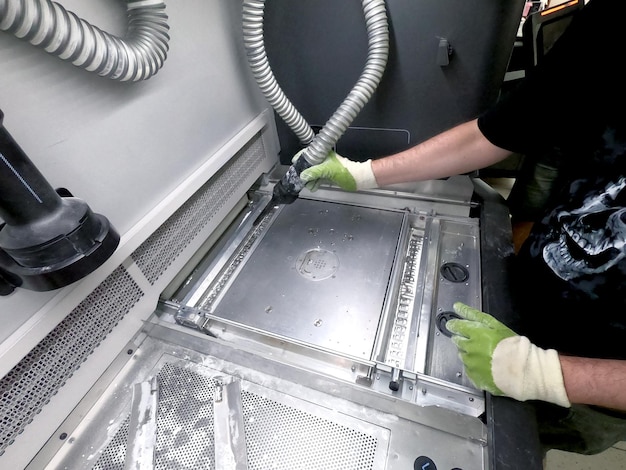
top-left (263, 0), bottom-right (525, 162)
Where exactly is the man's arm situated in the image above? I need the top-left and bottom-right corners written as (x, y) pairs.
top-left (561, 355), bottom-right (626, 411)
top-left (372, 119), bottom-right (512, 186)
top-left (299, 119), bottom-right (513, 191)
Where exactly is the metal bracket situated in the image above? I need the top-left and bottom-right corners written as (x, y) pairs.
top-left (174, 306), bottom-right (215, 337)
top-left (213, 378), bottom-right (248, 469)
top-left (124, 377), bottom-right (159, 470)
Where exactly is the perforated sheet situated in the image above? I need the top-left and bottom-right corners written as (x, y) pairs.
top-left (95, 363), bottom-right (387, 469)
top-left (0, 267), bottom-right (143, 457)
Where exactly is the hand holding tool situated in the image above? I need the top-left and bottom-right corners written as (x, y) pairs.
top-left (298, 150), bottom-right (377, 192)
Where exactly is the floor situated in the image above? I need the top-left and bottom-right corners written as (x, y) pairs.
top-left (481, 177), bottom-right (626, 470)
top-left (545, 444), bottom-right (626, 470)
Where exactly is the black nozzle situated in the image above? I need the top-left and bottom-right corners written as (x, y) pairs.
top-left (252, 152), bottom-right (313, 226)
top-left (271, 152), bottom-right (313, 205)
top-left (0, 109), bottom-right (120, 294)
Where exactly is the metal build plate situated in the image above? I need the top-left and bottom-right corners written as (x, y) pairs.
top-left (211, 198), bottom-right (405, 360)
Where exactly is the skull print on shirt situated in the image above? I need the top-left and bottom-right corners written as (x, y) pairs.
top-left (536, 125), bottom-right (626, 291)
top-left (543, 176), bottom-right (626, 281)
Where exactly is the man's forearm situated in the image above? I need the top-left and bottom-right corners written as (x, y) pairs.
top-left (560, 355), bottom-right (626, 411)
top-left (372, 119), bottom-right (511, 186)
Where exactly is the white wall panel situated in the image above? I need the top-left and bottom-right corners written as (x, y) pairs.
top-left (0, 1), bottom-right (277, 348)
top-left (0, 0), bottom-right (271, 234)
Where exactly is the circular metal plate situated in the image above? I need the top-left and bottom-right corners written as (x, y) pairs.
top-left (295, 248), bottom-right (339, 281)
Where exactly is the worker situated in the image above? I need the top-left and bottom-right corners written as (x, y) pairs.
top-left (296, 0), bottom-right (626, 456)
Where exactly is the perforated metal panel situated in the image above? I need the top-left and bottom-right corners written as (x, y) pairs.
top-left (94, 363), bottom-right (218, 470)
top-left (242, 390), bottom-right (379, 470)
top-left (92, 415), bottom-right (130, 470)
top-left (131, 133), bottom-right (268, 284)
top-left (154, 364), bottom-right (216, 469)
top-left (95, 364), bottom-right (386, 469)
top-left (0, 267), bottom-right (143, 457)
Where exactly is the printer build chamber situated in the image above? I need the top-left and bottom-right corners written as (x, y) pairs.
top-left (50, 178), bottom-right (490, 469)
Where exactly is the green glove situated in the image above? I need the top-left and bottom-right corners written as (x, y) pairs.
top-left (446, 302), bottom-right (570, 407)
top-left (294, 150), bottom-right (378, 191)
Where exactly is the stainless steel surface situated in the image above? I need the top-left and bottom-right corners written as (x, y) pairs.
top-left (198, 198), bottom-right (404, 360)
top-left (174, 189), bottom-right (481, 390)
top-left (377, 221), bottom-right (425, 372)
top-left (427, 218), bottom-right (481, 383)
top-left (46, 333), bottom-right (486, 470)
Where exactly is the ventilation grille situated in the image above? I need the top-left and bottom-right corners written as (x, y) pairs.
top-left (131, 133), bottom-right (268, 284)
top-left (95, 363), bottom-right (217, 470)
top-left (242, 390), bottom-right (378, 470)
top-left (0, 267), bottom-right (143, 456)
top-left (95, 364), bottom-right (380, 469)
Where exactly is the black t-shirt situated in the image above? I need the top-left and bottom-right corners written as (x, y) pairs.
top-left (478, 0), bottom-right (626, 358)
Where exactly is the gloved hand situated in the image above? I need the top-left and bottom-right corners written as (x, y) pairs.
top-left (293, 150), bottom-right (378, 192)
top-left (446, 302), bottom-right (571, 407)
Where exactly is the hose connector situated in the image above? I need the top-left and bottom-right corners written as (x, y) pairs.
top-left (271, 153), bottom-right (313, 204)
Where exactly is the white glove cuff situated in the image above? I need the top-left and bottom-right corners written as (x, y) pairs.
top-left (344, 159), bottom-right (378, 190)
top-left (492, 336), bottom-right (571, 408)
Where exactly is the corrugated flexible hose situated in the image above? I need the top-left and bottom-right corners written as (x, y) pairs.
top-left (242, 0), bottom-right (316, 147)
top-left (0, 0), bottom-right (170, 81)
top-left (243, 0), bottom-right (389, 166)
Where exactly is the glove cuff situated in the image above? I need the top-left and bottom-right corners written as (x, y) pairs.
top-left (492, 336), bottom-right (571, 408)
top-left (346, 159), bottom-right (378, 190)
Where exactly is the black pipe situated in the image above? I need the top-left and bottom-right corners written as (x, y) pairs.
top-left (0, 109), bottom-right (120, 294)
top-left (0, 123), bottom-right (63, 226)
